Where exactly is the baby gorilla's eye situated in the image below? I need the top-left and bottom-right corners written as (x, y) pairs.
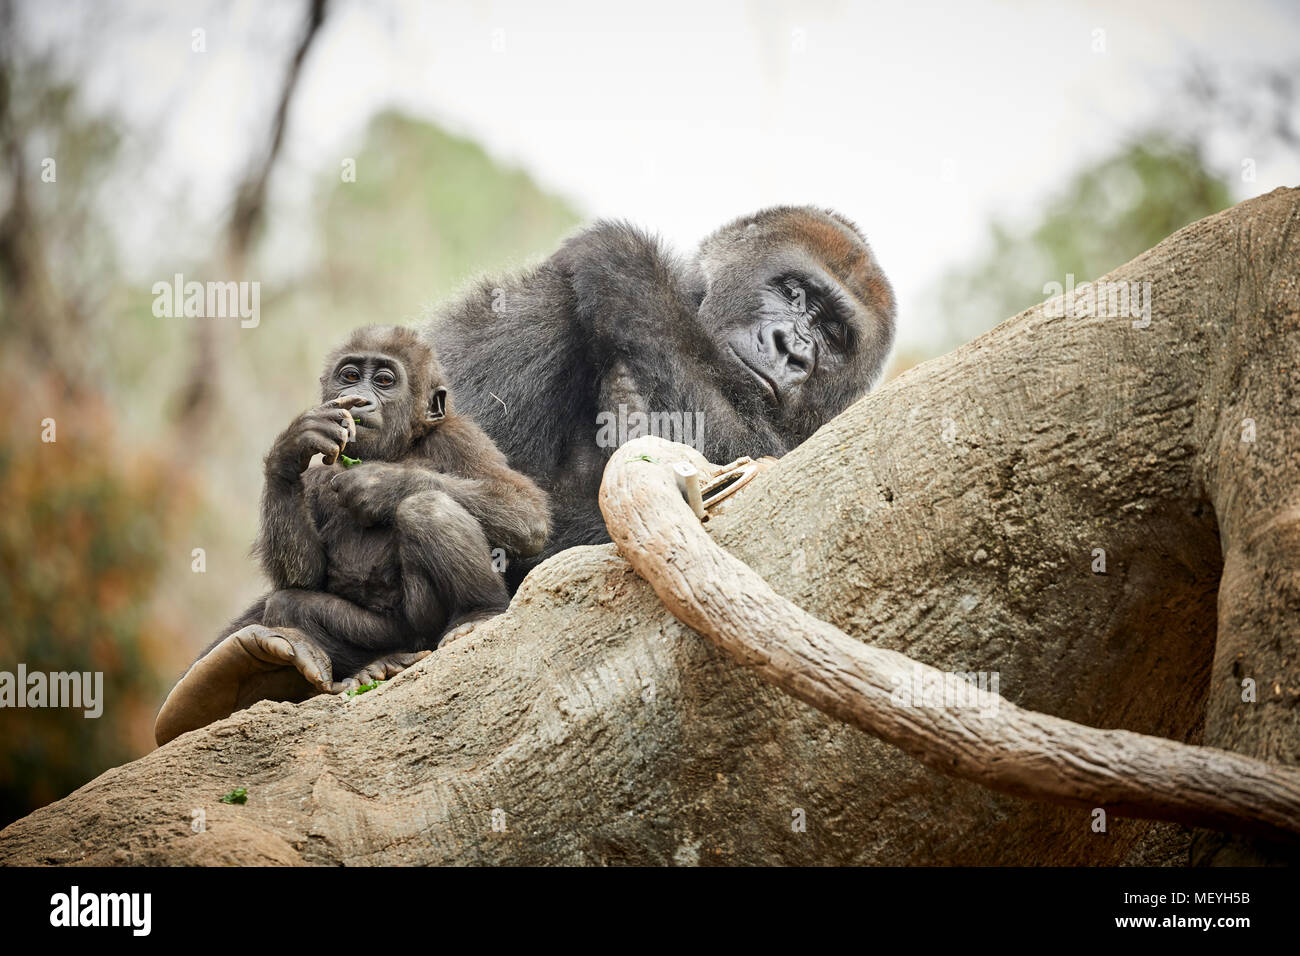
top-left (374, 370), bottom-right (396, 388)
top-left (340, 366), bottom-right (361, 383)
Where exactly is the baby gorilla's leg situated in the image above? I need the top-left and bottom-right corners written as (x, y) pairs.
top-left (395, 489), bottom-right (511, 642)
top-left (261, 588), bottom-right (419, 692)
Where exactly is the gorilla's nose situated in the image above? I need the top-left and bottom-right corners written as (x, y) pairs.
top-left (763, 323), bottom-right (814, 386)
top-left (340, 394), bottom-right (376, 423)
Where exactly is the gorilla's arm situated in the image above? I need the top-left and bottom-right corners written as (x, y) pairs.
top-left (255, 398), bottom-right (365, 588)
top-left (428, 221), bottom-right (785, 484)
top-left (331, 416), bottom-right (551, 558)
top-left (552, 222), bottom-right (786, 460)
top-left (260, 588), bottom-right (418, 680)
top-left (395, 488), bottom-right (510, 633)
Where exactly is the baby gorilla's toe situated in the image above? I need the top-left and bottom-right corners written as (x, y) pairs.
top-left (232, 624), bottom-right (334, 692)
top-left (341, 650), bottom-right (431, 692)
top-left (437, 611), bottom-right (503, 649)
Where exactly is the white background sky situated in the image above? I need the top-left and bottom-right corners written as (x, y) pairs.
top-left (26, 0), bottom-right (1300, 351)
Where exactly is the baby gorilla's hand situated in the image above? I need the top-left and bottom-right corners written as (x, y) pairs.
top-left (331, 463), bottom-right (439, 527)
top-left (268, 396), bottom-right (367, 478)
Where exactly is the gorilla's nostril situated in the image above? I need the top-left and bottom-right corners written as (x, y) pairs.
top-left (772, 328), bottom-right (810, 366)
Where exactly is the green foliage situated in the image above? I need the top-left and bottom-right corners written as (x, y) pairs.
top-left (346, 679), bottom-right (384, 697)
top-left (930, 135), bottom-right (1233, 351)
top-left (320, 111), bottom-right (582, 320)
top-left (219, 787), bottom-right (248, 804)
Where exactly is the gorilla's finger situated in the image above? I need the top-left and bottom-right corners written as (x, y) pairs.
top-left (292, 650), bottom-right (331, 691)
top-left (331, 395), bottom-right (371, 410)
top-left (333, 676), bottom-right (360, 695)
top-left (252, 632), bottom-right (295, 664)
top-left (356, 663), bottom-right (384, 684)
top-left (391, 650), bottom-right (431, 673)
top-left (371, 657), bottom-right (403, 679)
top-left (338, 408), bottom-right (356, 443)
top-left (309, 433), bottom-right (342, 465)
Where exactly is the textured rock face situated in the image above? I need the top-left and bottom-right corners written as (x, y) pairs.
top-left (1, 189), bottom-right (1295, 866)
top-left (0, 549), bottom-right (1173, 867)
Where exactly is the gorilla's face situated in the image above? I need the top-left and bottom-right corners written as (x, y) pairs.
top-left (322, 341), bottom-right (447, 461)
top-left (700, 235), bottom-right (895, 446)
top-left (324, 351), bottom-right (411, 460)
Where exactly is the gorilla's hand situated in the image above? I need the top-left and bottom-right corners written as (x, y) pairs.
top-left (267, 396), bottom-right (366, 477)
top-left (154, 624), bottom-right (335, 746)
top-left (330, 462), bottom-right (440, 526)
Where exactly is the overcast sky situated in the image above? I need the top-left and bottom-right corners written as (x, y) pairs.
top-left (25, 0), bottom-right (1300, 350)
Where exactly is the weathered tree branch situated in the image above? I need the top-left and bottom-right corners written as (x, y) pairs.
top-left (600, 437), bottom-right (1300, 841)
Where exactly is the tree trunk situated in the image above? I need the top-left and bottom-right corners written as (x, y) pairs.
top-left (1, 187), bottom-right (1296, 866)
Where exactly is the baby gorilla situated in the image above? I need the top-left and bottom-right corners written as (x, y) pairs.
top-left (155, 326), bottom-right (549, 744)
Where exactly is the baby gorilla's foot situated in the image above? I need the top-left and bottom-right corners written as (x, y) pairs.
top-left (154, 624), bottom-right (335, 746)
top-left (332, 650), bottom-right (431, 694)
top-left (436, 610), bottom-right (504, 649)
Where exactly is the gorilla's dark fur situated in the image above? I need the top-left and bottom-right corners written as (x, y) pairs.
top-left (425, 206), bottom-right (895, 588)
top-left (216, 324), bottom-right (550, 688)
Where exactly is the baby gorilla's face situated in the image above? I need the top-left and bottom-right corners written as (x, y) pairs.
top-left (324, 351), bottom-right (412, 461)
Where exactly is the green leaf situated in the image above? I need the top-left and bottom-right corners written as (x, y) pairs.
top-left (347, 679), bottom-right (385, 696)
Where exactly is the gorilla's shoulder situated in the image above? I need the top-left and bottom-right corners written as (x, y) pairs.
top-left (553, 219), bottom-right (674, 276)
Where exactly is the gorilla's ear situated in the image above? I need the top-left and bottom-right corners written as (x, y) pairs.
top-left (425, 385), bottom-right (448, 426)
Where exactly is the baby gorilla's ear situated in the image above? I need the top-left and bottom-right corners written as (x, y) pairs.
top-left (425, 385), bottom-right (448, 426)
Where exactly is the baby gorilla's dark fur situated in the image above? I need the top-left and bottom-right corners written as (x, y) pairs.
top-left (219, 324), bottom-right (550, 689)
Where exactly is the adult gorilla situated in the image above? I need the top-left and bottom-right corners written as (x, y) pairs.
top-left (424, 206), bottom-right (896, 587)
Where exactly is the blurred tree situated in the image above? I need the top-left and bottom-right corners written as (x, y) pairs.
top-left (318, 110), bottom-right (582, 319)
top-left (0, 3), bottom-right (189, 827)
top-left (896, 59), bottom-right (1299, 374)
top-left (173, 0), bottom-right (328, 440)
top-left (0, 44), bottom-right (121, 394)
top-left (0, 388), bottom-right (190, 826)
top-left (924, 135), bottom-right (1232, 355)
top-left (222, 109), bottom-right (582, 433)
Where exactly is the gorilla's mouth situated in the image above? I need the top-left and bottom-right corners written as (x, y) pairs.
top-left (727, 346), bottom-right (779, 405)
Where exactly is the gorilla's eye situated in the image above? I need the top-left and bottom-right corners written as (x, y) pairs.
top-left (374, 370), bottom-right (396, 388)
top-left (340, 366), bottom-right (361, 384)
top-left (820, 319), bottom-right (847, 349)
